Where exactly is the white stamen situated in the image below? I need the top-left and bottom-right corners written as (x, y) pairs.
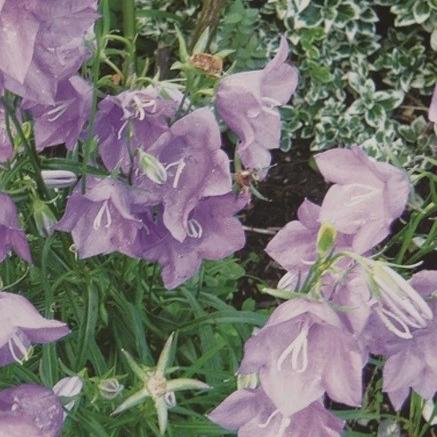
top-left (278, 271), bottom-right (298, 290)
top-left (258, 409), bottom-right (281, 429)
top-left (132, 95), bottom-right (146, 120)
top-left (117, 120), bottom-right (129, 140)
top-left (7, 332), bottom-right (30, 365)
top-left (277, 323), bottom-right (310, 372)
top-left (46, 102), bottom-right (69, 122)
top-left (187, 219), bottom-right (203, 239)
top-left (165, 159), bottom-right (186, 188)
top-left (375, 307), bottom-right (413, 339)
top-left (93, 200), bottom-right (112, 230)
top-left (164, 391), bottom-right (176, 408)
top-left (278, 417), bottom-right (291, 437)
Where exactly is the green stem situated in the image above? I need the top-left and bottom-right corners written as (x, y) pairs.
top-left (122, 0), bottom-right (137, 76)
top-left (0, 96), bottom-right (50, 200)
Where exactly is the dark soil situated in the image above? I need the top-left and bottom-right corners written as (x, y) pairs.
top-left (237, 143), bottom-right (328, 303)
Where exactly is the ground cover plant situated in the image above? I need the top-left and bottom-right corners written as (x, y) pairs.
top-left (1, 1), bottom-right (437, 436)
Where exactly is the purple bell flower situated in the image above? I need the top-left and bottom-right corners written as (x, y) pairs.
top-left (315, 146), bottom-right (410, 253)
top-left (23, 75), bottom-right (92, 151)
top-left (239, 298), bottom-right (364, 416)
top-left (137, 192), bottom-right (247, 289)
top-left (0, 291), bottom-right (69, 366)
top-left (0, 193), bottom-right (32, 263)
top-left (378, 271), bottom-right (437, 410)
top-left (208, 388), bottom-right (344, 437)
top-left (429, 84), bottom-right (437, 134)
top-left (55, 177), bottom-right (148, 259)
top-left (265, 199), bottom-right (353, 289)
top-left (0, 0), bottom-right (98, 104)
top-left (95, 87), bottom-right (179, 173)
top-left (216, 36), bottom-right (298, 177)
top-left (0, 384), bottom-right (64, 437)
top-left (0, 108), bottom-right (13, 163)
top-left (134, 108), bottom-right (232, 242)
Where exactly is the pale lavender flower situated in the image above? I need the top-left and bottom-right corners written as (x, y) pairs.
top-left (53, 376), bottom-right (83, 419)
top-left (0, 384), bottom-right (64, 437)
top-left (265, 199), bottom-right (353, 289)
top-left (216, 36), bottom-right (298, 176)
top-left (0, 291), bottom-right (69, 366)
top-left (315, 146), bottom-right (410, 253)
top-left (137, 192), bottom-right (247, 289)
top-left (208, 388), bottom-right (344, 437)
top-left (0, 0), bottom-right (98, 104)
top-left (55, 177), bottom-right (147, 259)
top-left (134, 108), bottom-right (232, 242)
top-left (95, 87), bottom-right (178, 173)
top-left (0, 108), bottom-right (13, 163)
top-left (0, 192), bottom-right (32, 263)
top-left (239, 298), bottom-right (364, 416)
top-left (379, 270), bottom-right (437, 410)
top-left (23, 75), bottom-right (92, 151)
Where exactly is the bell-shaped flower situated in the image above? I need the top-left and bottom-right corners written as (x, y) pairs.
top-left (95, 87), bottom-right (178, 173)
top-left (0, 193), bottom-right (32, 263)
top-left (0, 384), bottom-right (64, 437)
top-left (239, 298), bottom-right (364, 416)
top-left (0, 291), bottom-right (70, 366)
top-left (0, 108), bottom-right (13, 163)
top-left (265, 199), bottom-right (353, 290)
top-left (378, 270), bottom-right (437, 410)
top-left (23, 75), bottom-right (92, 151)
top-left (137, 192), bottom-right (247, 289)
top-left (0, 0), bottom-right (98, 104)
top-left (134, 108), bottom-right (232, 242)
top-left (216, 36), bottom-right (298, 176)
top-left (208, 388), bottom-right (344, 437)
top-left (55, 177), bottom-right (147, 259)
top-left (315, 146), bottom-right (410, 253)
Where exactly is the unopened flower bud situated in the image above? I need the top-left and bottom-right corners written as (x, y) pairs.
top-left (99, 378), bottom-right (124, 400)
top-left (136, 150), bottom-right (167, 184)
top-left (317, 223), bottom-right (337, 257)
top-left (33, 198), bottom-right (57, 237)
top-left (53, 376), bottom-right (83, 418)
top-left (41, 170), bottom-right (77, 188)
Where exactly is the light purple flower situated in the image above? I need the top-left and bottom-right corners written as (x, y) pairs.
top-left (0, 384), bottom-right (64, 437)
top-left (0, 108), bottom-right (13, 163)
top-left (137, 192), bottom-right (247, 289)
top-left (265, 199), bottom-right (353, 289)
top-left (0, 291), bottom-right (69, 366)
top-left (239, 298), bottom-right (364, 416)
top-left (55, 177), bottom-right (147, 259)
top-left (379, 270), bottom-right (437, 410)
top-left (216, 36), bottom-right (298, 176)
top-left (0, 193), bottom-right (32, 263)
top-left (315, 146), bottom-right (410, 253)
top-left (0, 0), bottom-right (98, 104)
top-left (95, 87), bottom-right (178, 173)
top-left (134, 108), bottom-right (232, 242)
top-left (208, 388), bottom-right (344, 437)
top-left (23, 75), bottom-right (92, 151)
